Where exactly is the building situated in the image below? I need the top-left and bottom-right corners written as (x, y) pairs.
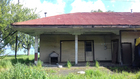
top-left (12, 12), bottom-right (140, 65)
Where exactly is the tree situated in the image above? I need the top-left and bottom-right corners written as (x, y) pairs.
top-left (0, 0), bottom-right (13, 51)
top-left (91, 9), bottom-right (114, 12)
top-left (10, 3), bottom-right (39, 56)
top-left (91, 9), bottom-right (103, 12)
top-left (107, 10), bottom-right (114, 12)
top-left (0, 0), bottom-right (39, 56)
top-left (11, 33), bottom-right (35, 56)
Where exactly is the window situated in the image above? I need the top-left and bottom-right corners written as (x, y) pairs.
top-left (85, 41), bottom-right (92, 51)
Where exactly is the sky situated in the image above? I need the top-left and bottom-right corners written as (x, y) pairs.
top-left (11, 0), bottom-right (140, 18)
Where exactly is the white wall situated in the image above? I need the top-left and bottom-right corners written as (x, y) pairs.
top-left (40, 34), bottom-right (112, 62)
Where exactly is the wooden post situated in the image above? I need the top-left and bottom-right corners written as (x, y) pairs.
top-left (34, 36), bottom-right (38, 64)
top-left (15, 35), bottom-right (18, 59)
top-left (75, 35), bottom-right (78, 64)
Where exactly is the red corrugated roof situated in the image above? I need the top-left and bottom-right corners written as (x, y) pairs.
top-left (12, 12), bottom-right (140, 26)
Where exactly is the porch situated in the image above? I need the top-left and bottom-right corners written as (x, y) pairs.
top-left (42, 62), bottom-right (122, 67)
top-left (40, 33), bottom-right (120, 64)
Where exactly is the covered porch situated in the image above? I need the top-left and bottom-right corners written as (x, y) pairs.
top-left (13, 26), bottom-right (121, 65)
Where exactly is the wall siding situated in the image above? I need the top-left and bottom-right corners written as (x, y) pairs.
top-left (40, 34), bottom-right (112, 62)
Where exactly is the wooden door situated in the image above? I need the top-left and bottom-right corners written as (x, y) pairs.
top-left (111, 40), bottom-right (119, 63)
top-left (85, 41), bottom-right (94, 62)
top-left (121, 43), bottom-right (132, 65)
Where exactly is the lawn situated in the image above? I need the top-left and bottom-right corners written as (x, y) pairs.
top-left (2, 55), bottom-right (35, 60)
top-left (0, 55), bottom-right (140, 79)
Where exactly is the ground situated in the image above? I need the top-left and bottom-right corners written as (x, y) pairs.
top-left (45, 66), bottom-right (112, 75)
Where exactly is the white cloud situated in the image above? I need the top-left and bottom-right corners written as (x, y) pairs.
top-left (70, 0), bottom-right (106, 13)
top-left (129, 0), bottom-right (140, 12)
top-left (111, 0), bottom-right (115, 3)
top-left (11, 0), bottom-right (66, 18)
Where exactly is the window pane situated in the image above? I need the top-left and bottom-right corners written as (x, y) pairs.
top-left (85, 42), bottom-right (92, 51)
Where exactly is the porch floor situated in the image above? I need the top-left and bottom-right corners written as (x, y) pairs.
top-left (42, 62), bottom-right (123, 67)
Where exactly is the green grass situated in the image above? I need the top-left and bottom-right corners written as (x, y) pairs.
top-left (1, 55), bottom-right (140, 79)
top-left (67, 61), bottom-right (72, 68)
top-left (2, 55), bottom-right (35, 60)
top-left (86, 61), bottom-right (90, 67)
top-left (0, 63), bottom-right (47, 79)
top-left (0, 55), bottom-right (39, 65)
top-left (95, 60), bottom-right (100, 68)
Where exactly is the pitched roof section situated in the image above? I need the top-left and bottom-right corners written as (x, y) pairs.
top-left (12, 12), bottom-right (140, 26)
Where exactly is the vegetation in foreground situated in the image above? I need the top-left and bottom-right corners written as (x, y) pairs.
top-left (0, 55), bottom-right (140, 79)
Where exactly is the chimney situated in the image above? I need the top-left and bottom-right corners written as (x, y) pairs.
top-left (131, 9), bottom-right (133, 13)
top-left (44, 12), bottom-right (47, 17)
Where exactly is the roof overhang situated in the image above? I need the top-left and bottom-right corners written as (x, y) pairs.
top-left (12, 25), bottom-right (140, 36)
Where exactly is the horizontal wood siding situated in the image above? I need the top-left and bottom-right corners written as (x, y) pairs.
top-left (61, 41), bottom-right (84, 62)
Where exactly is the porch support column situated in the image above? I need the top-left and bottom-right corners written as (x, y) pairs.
top-left (34, 35), bottom-right (38, 64)
top-left (75, 35), bottom-right (78, 64)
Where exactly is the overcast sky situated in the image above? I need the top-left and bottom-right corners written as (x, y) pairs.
top-left (11, 0), bottom-right (140, 18)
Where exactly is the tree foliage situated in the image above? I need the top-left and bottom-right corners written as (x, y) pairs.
top-left (0, 0), bottom-right (39, 55)
top-left (91, 9), bottom-right (114, 12)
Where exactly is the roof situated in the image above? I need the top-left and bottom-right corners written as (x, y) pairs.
top-left (12, 12), bottom-right (140, 26)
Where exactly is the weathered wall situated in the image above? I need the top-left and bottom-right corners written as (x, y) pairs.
top-left (121, 31), bottom-right (140, 61)
top-left (61, 41), bottom-right (85, 62)
top-left (40, 34), bottom-right (112, 62)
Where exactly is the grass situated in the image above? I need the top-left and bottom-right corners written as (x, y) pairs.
top-left (0, 60), bottom-right (12, 69)
top-left (67, 61), bottom-right (72, 68)
top-left (0, 63), bottom-right (47, 79)
top-left (95, 60), bottom-right (100, 68)
top-left (37, 60), bottom-right (43, 67)
top-left (86, 61), bottom-right (90, 67)
top-left (1, 55), bottom-right (140, 79)
top-left (2, 55), bottom-right (35, 60)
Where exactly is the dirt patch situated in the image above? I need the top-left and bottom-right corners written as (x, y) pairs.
top-left (45, 66), bottom-right (113, 75)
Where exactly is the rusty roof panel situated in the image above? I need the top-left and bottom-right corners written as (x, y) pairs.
top-left (12, 12), bottom-right (140, 26)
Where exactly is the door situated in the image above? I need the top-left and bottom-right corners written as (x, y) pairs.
top-left (121, 43), bottom-right (132, 65)
top-left (111, 40), bottom-right (119, 63)
top-left (85, 41), bottom-right (94, 62)
top-left (61, 41), bottom-right (85, 62)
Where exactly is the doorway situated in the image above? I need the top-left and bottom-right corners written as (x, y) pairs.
top-left (85, 41), bottom-right (94, 62)
top-left (121, 43), bottom-right (132, 65)
top-left (111, 39), bottom-right (119, 63)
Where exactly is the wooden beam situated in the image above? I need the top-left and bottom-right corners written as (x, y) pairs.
top-left (15, 35), bottom-right (18, 59)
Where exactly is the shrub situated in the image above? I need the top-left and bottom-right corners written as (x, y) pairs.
top-left (95, 60), bottom-right (99, 68)
top-left (86, 61), bottom-right (90, 67)
top-left (67, 61), bottom-right (72, 68)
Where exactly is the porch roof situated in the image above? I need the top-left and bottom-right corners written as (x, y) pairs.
top-left (12, 12), bottom-right (140, 26)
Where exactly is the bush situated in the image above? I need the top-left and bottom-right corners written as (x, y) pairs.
top-left (0, 63), bottom-right (47, 79)
top-left (95, 60), bottom-right (99, 68)
top-left (67, 61), bottom-right (72, 68)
